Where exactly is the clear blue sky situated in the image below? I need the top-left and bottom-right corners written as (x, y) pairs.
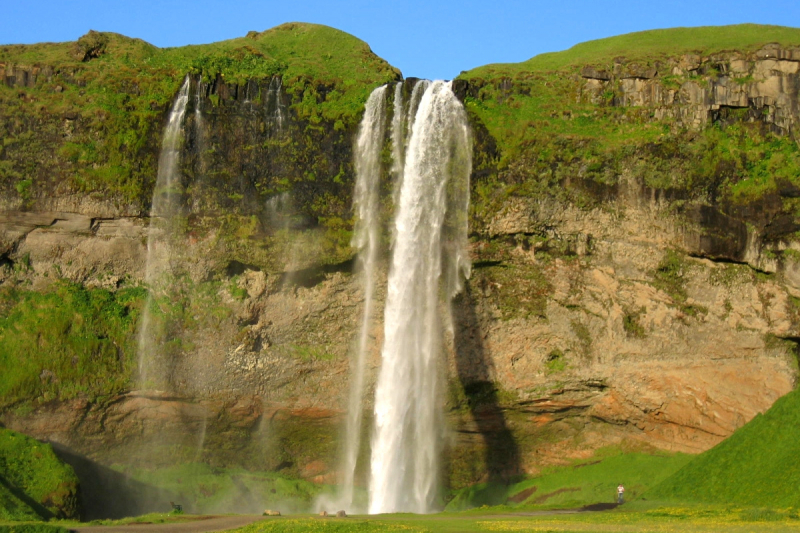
top-left (3, 0), bottom-right (800, 80)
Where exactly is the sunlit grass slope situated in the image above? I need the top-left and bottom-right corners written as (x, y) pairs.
top-left (464, 24), bottom-right (800, 78)
top-left (648, 387), bottom-right (800, 507)
top-left (447, 448), bottom-right (691, 511)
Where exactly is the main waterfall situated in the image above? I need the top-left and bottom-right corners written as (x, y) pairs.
top-left (368, 80), bottom-right (472, 514)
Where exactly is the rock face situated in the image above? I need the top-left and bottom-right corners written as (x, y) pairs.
top-left (580, 45), bottom-right (800, 132)
top-left (1, 41), bottom-right (799, 496)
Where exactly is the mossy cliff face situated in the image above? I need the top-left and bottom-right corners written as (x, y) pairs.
top-left (1, 24), bottom-right (799, 501)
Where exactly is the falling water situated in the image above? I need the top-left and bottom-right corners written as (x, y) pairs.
top-left (406, 80), bottom-right (430, 139)
top-left (333, 85), bottom-right (389, 511)
top-left (137, 76), bottom-right (191, 387)
top-left (265, 76), bottom-right (286, 132)
top-left (194, 77), bottom-right (204, 132)
top-left (390, 82), bottom-right (405, 189)
top-left (368, 81), bottom-right (472, 514)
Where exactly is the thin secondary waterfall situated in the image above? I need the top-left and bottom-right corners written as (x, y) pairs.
top-left (266, 76), bottom-right (286, 132)
top-left (369, 81), bottom-right (472, 514)
top-left (336, 85), bottom-right (389, 511)
top-left (137, 76), bottom-right (190, 387)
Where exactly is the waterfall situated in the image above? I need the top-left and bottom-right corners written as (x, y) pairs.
top-left (368, 81), bottom-right (472, 514)
top-left (265, 76), bottom-right (286, 133)
top-left (390, 82), bottom-right (405, 193)
top-left (137, 76), bottom-right (191, 387)
top-left (335, 84), bottom-right (388, 511)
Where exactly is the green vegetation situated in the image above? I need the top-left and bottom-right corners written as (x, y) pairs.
top-left (0, 23), bottom-right (398, 208)
top-left (459, 24), bottom-right (800, 232)
top-left (0, 525), bottom-right (70, 533)
top-left (0, 282), bottom-right (145, 408)
top-left (82, 512), bottom-right (195, 526)
top-left (112, 462), bottom-right (327, 513)
top-left (465, 24), bottom-right (800, 78)
top-left (0, 428), bottom-right (79, 520)
top-left (446, 447), bottom-right (691, 511)
top-left (650, 250), bottom-right (706, 317)
top-left (0, 483), bottom-right (40, 522)
top-left (648, 387), bottom-right (800, 507)
top-left (228, 504), bottom-right (800, 532)
top-left (622, 307), bottom-right (646, 337)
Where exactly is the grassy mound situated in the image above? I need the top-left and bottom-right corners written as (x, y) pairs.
top-left (446, 448), bottom-right (691, 511)
top-left (648, 387), bottom-right (800, 507)
top-left (0, 428), bottom-right (79, 519)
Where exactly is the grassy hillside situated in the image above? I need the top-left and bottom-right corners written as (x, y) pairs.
top-left (648, 387), bottom-right (800, 507)
top-left (465, 24), bottom-right (800, 78)
top-left (0, 428), bottom-right (79, 519)
top-left (0, 23), bottom-right (399, 207)
top-left (459, 24), bottom-right (800, 231)
top-left (447, 447), bottom-right (691, 511)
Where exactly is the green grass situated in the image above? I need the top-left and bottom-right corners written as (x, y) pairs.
top-left (109, 462), bottom-right (329, 514)
top-left (458, 24), bottom-right (800, 231)
top-left (647, 387), bottom-right (800, 507)
top-left (0, 482), bottom-right (40, 522)
top-left (446, 448), bottom-right (692, 512)
top-left (0, 525), bottom-right (70, 533)
top-left (0, 428), bottom-right (79, 519)
top-left (0, 282), bottom-right (146, 408)
top-left (226, 504), bottom-right (800, 532)
top-left (463, 24), bottom-right (800, 78)
top-left (0, 23), bottom-right (398, 207)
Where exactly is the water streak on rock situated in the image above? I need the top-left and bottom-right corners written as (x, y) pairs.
top-left (137, 76), bottom-right (190, 387)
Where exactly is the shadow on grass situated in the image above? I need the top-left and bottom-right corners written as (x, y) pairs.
top-left (50, 444), bottom-right (180, 521)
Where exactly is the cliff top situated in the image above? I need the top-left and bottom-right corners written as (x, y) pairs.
top-left (461, 24), bottom-right (800, 79)
top-left (0, 23), bottom-right (399, 206)
top-left (0, 22), bottom-right (399, 126)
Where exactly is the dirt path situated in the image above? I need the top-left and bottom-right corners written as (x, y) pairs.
top-left (69, 515), bottom-right (266, 533)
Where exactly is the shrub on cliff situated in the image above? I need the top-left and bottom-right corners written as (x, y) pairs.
top-left (0, 427), bottom-right (80, 519)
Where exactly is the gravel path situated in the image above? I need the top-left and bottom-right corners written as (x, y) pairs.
top-left (69, 515), bottom-right (267, 533)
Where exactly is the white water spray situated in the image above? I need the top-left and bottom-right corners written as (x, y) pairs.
top-left (390, 82), bottom-right (406, 190)
top-left (137, 76), bottom-right (191, 387)
top-left (332, 85), bottom-right (389, 511)
top-left (368, 81), bottom-right (472, 514)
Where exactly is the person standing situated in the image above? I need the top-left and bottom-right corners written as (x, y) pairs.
top-left (617, 483), bottom-right (625, 504)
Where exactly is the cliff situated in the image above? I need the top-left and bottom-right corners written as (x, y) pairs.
top-left (0, 23), bottom-right (799, 510)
